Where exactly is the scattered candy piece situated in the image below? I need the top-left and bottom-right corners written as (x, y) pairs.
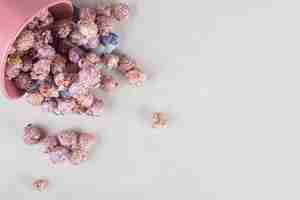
top-left (152, 112), bottom-right (168, 128)
top-left (32, 179), bottom-right (49, 192)
top-left (112, 3), bottom-right (129, 21)
top-left (23, 124), bottom-right (45, 145)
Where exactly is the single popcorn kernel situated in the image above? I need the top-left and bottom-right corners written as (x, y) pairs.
top-left (57, 130), bottom-right (78, 148)
top-left (32, 179), bottom-right (49, 192)
top-left (23, 124), bottom-right (45, 145)
top-left (112, 3), bottom-right (129, 21)
top-left (152, 112), bottom-right (168, 128)
top-left (26, 92), bottom-right (45, 106)
top-left (15, 30), bottom-right (35, 52)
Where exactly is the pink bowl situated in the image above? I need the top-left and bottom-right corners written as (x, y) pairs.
top-left (0, 0), bottom-right (73, 99)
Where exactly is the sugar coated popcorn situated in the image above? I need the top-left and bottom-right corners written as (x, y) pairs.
top-left (6, 3), bottom-right (147, 117)
top-left (24, 124), bottom-right (97, 166)
top-left (23, 124), bottom-right (45, 145)
top-left (32, 179), bottom-right (49, 192)
top-left (152, 112), bottom-right (168, 128)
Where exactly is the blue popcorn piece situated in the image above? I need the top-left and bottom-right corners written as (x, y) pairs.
top-left (100, 32), bottom-right (120, 46)
top-left (27, 80), bottom-right (40, 92)
top-left (59, 90), bottom-right (72, 98)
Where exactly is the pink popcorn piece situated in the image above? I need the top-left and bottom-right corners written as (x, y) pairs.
top-left (75, 93), bottom-right (95, 108)
top-left (6, 55), bottom-right (23, 80)
top-left (48, 146), bottom-right (70, 164)
top-left (86, 98), bottom-right (104, 117)
top-left (8, 45), bottom-right (16, 55)
top-left (52, 19), bottom-right (73, 38)
top-left (69, 145), bottom-right (89, 165)
top-left (39, 81), bottom-right (59, 98)
top-left (101, 75), bottom-right (119, 93)
top-left (57, 99), bottom-right (76, 114)
top-left (41, 100), bottom-right (58, 114)
top-left (78, 20), bottom-right (98, 39)
top-left (80, 8), bottom-right (97, 22)
top-left (26, 92), bottom-right (45, 106)
top-left (54, 73), bottom-right (73, 90)
top-left (70, 31), bottom-right (89, 46)
top-left (152, 112), bottom-right (168, 128)
top-left (69, 47), bottom-right (85, 64)
top-left (112, 3), bottom-right (129, 21)
top-left (78, 65), bottom-right (102, 89)
top-left (42, 135), bottom-right (59, 153)
top-left (14, 73), bottom-right (32, 90)
top-left (117, 55), bottom-right (136, 74)
top-left (86, 52), bottom-right (101, 64)
top-left (36, 44), bottom-right (56, 60)
top-left (51, 54), bottom-right (67, 74)
top-left (22, 56), bottom-right (33, 72)
top-left (96, 15), bottom-right (114, 36)
top-left (78, 133), bottom-right (96, 151)
top-left (15, 30), bottom-right (35, 52)
top-left (31, 59), bottom-right (51, 80)
top-left (96, 4), bottom-right (112, 17)
top-left (32, 179), bottom-right (49, 192)
top-left (104, 54), bottom-right (119, 70)
top-left (69, 81), bottom-right (89, 98)
top-left (57, 130), bottom-right (78, 148)
top-left (37, 9), bottom-right (54, 28)
top-left (23, 124), bottom-right (45, 145)
top-left (125, 68), bottom-right (146, 87)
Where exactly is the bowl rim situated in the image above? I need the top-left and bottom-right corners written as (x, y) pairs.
top-left (0, 0), bottom-right (73, 99)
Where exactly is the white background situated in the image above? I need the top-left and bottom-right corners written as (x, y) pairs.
top-left (1, 0), bottom-right (300, 199)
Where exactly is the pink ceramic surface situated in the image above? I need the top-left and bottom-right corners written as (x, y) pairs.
top-left (0, 0), bottom-right (73, 99)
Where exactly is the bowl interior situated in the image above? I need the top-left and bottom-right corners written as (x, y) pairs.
top-left (2, 1), bottom-right (73, 99)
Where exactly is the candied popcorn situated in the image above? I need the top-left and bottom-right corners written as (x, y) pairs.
top-left (22, 56), bottom-right (33, 72)
top-left (52, 19), bottom-right (73, 38)
top-left (70, 31), bottom-right (89, 46)
top-left (78, 65), bottom-right (102, 88)
top-left (14, 73), bottom-right (32, 90)
top-left (103, 54), bottom-right (119, 70)
top-left (32, 179), bottom-right (48, 192)
top-left (22, 123), bottom-right (97, 166)
top-left (80, 8), bottom-right (97, 22)
top-left (96, 4), bottom-right (112, 17)
top-left (69, 47), bottom-right (85, 64)
top-left (78, 133), bottom-right (96, 151)
top-left (57, 98), bottom-right (76, 114)
top-left (42, 135), bottom-right (59, 153)
top-left (48, 146), bottom-right (70, 164)
top-left (152, 112), bottom-right (168, 128)
top-left (101, 75), bottom-right (118, 92)
top-left (6, 4), bottom-right (147, 117)
top-left (15, 30), bottom-right (35, 52)
top-left (36, 44), bottom-right (56, 59)
top-left (26, 92), bottom-right (45, 106)
top-left (57, 130), bottom-right (78, 147)
top-left (51, 54), bottom-right (67, 74)
top-left (86, 52), bottom-right (101, 64)
top-left (112, 3), bottom-right (129, 21)
top-left (31, 59), bottom-right (51, 80)
top-left (86, 98), bottom-right (104, 116)
top-left (23, 124), bottom-right (45, 145)
top-left (69, 145), bottom-right (89, 165)
top-left (96, 15), bottom-right (114, 35)
top-left (117, 54), bottom-right (136, 74)
top-left (75, 93), bottom-right (95, 108)
top-left (41, 100), bottom-right (58, 114)
top-left (78, 20), bottom-right (98, 39)
top-left (125, 68), bottom-right (146, 87)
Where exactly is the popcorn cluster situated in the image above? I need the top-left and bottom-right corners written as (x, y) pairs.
top-left (6, 2), bottom-right (146, 116)
top-left (23, 124), bottom-right (96, 166)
